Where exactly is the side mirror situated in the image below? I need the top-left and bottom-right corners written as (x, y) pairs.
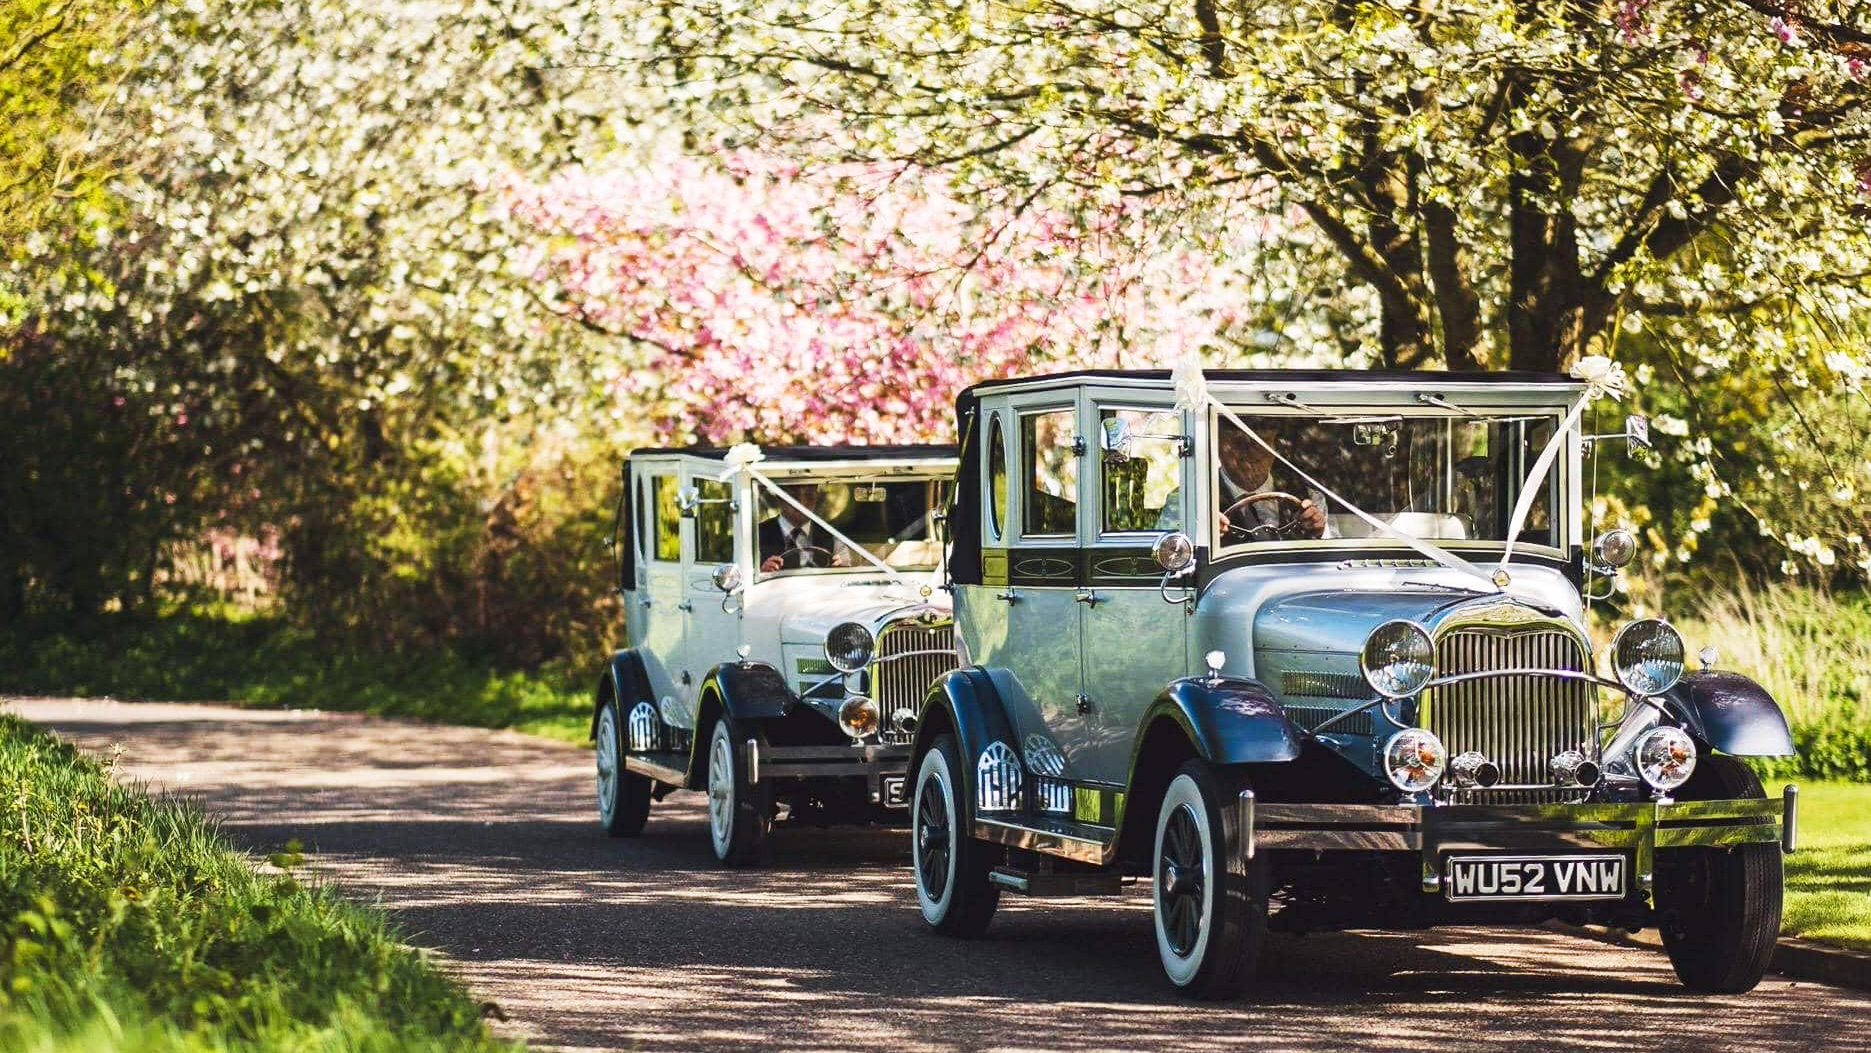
top-left (1589, 529), bottom-right (1637, 575)
top-left (676, 487), bottom-right (700, 518)
top-left (1152, 531), bottom-right (1195, 574)
top-left (711, 563), bottom-right (744, 594)
top-left (1100, 417), bottom-right (1133, 464)
top-left (1625, 414), bottom-right (1651, 450)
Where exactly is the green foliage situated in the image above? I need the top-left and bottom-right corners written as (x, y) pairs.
top-left (0, 607), bottom-right (592, 744)
top-left (1668, 583), bottom-right (1871, 784)
top-left (1781, 783), bottom-right (1871, 951)
top-left (0, 715), bottom-right (522, 1052)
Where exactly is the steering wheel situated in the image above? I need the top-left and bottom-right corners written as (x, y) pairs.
top-left (1219, 491), bottom-right (1312, 542)
top-left (769, 544), bottom-right (835, 570)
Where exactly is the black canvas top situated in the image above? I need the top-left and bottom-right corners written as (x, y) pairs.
top-left (627, 442), bottom-right (959, 461)
top-left (958, 367), bottom-right (1577, 400)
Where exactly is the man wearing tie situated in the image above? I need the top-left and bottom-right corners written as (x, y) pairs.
top-left (759, 484), bottom-right (852, 572)
top-left (1158, 427), bottom-right (1330, 539)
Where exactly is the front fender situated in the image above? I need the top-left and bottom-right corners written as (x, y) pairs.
top-left (593, 649), bottom-right (655, 740)
top-left (1145, 676), bottom-right (1305, 766)
top-left (1658, 670), bottom-right (1796, 756)
top-left (698, 661), bottom-right (796, 723)
top-left (912, 668), bottom-right (1020, 816)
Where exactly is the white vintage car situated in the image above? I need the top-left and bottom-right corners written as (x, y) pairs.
top-left (593, 443), bottom-right (959, 865)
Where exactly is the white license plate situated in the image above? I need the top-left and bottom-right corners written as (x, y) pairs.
top-left (1444, 854), bottom-right (1627, 902)
top-left (881, 775), bottom-right (908, 808)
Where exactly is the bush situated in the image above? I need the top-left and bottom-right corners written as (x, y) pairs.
top-left (0, 715), bottom-right (520, 1052)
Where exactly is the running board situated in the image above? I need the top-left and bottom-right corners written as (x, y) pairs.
top-left (988, 867), bottom-right (1123, 897)
top-left (973, 815), bottom-right (1118, 865)
top-left (622, 753), bottom-right (688, 788)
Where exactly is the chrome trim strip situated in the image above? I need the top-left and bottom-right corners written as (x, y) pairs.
top-left (972, 817), bottom-right (1113, 864)
top-left (1238, 788), bottom-right (1256, 861)
top-left (1784, 785), bottom-right (1799, 852)
top-left (1422, 667), bottom-right (1625, 692)
top-left (621, 755), bottom-right (688, 786)
top-left (746, 737), bottom-right (759, 785)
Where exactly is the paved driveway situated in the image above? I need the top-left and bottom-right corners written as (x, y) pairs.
top-left (9, 697), bottom-right (1868, 1053)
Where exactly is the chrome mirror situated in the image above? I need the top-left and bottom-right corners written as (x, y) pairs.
top-left (1151, 531), bottom-right (1195, 573)
top-left (1625, 413), bottom-right (1651, 449)
top-left (676, 487), bottom-right (700, 517)
top-left (710, 563), bottom-right (743, 593)
top-left (1590, 529), bottom-right (1637, 573)
top-left (1100, 417), bottom-right (1133, 464)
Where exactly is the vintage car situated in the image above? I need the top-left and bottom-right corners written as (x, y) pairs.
top-left (908, 368), bottom-right (1797, 997)
top-left (595, 443), bottom-right (960, 865)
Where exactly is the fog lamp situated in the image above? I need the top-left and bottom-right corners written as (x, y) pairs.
top-left (1450, 751), bottom-right (1500, 789)
top-left (1549, 750), bottom-right (1601, 787)
top-left (1383, 728), bottom-right (1447, 793)
top-left (838, 695), bottom-right (880, 739)
top-left (1634, 726), bottom-right (1697, 792)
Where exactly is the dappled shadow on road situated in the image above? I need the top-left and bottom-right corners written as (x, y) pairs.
top-left (14, 697), bottom-right (1871, 1053)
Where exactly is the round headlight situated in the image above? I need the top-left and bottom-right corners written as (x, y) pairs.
top-left (1360, 620), bottom-right (1434, 699)
top-left (1383, 728), bottom-right (1447, 793)
top-left (1611, 618), bottom-right (1685, 696)
top-left (838, 695), bottom-right (880, 739)
top-left (824, 621), bottom-right (875, 673)
top-left (1634, 725), bottom-right (1697, 792)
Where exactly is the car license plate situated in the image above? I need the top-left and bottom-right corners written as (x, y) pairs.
top-left (1444, 854), bottom-right (1626, 902)
top-left (881, 775), bottom-right (908, 808)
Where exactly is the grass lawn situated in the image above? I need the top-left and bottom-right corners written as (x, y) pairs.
top-left (0, 714), bottom-right (520, 1053)
top-left (1782, 781), bottom-right (1871, 951)
top-left (0, 608), bottom-right (593, 745)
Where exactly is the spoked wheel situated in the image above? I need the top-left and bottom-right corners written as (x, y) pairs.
top-left (1656, 757), bottom-right (1784, 993)
top-left (596, 699), bottom-right (651, 837)
top-left (912, 734), bottom-right (999, 936)
top-left (1153, 760), bottom-right (1267, 999)
top-left (706, 716), bottom-right (768, 866)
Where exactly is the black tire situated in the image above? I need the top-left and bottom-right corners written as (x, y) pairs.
top-left (1153, 759), bottom-right (1268, 1000)
top-left (912, 735), bottom-right (1000, 937)
top-left (1655, 756), bottom-right (1784, 993)
top-left (705, 714), bottom-right (769, 867)
top-left (596, 698), bottom-right (652, 837)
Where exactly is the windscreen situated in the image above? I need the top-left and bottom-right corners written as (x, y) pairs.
top-left (1212, 413), bottom-right (1562, 548)
top-left (755, 477), bottom-right (950, 573)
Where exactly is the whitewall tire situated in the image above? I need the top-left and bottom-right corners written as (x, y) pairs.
top-left (1152, 761), bottom-right (1266, 999)
top-left (596, 699), bottom-right (651, 837)
top-left (913, 735), bottom-right (999, 936)
top-left (706, 715), bottom-right (767, 866)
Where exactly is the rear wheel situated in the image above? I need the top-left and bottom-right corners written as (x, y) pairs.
top-left (1153, 760), bottom-right (1267, 999)
top-left (912, 735), bottom-right (999, 936)
top-left (596, 699), bottom-right (651, 837)
top-left (706, 716), bottom-right (769, 866)
top-left (1655, 756), bottom-right (1783, 993)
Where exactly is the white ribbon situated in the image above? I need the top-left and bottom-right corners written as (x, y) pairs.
top-left (717, 443), bottom-right (926, 593)
top-left (1495, 355), bottom-right (1624, 572)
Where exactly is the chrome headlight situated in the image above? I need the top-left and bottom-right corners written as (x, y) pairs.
top-left (837, 695), bottom-right (879, 739)
top-left (824, 621), bottom-right (875, 673)
top-left (1611, 618), bottom-right (1685, 696)
top-left (1383, 728), bottom-right (1447, 793)
top-left (1360, 620), bottom-right (1434, 699)
top-left (1634, 725), bottom-right (1697, 792)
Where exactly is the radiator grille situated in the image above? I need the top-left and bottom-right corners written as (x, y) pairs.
top-left (875, 620), bottom-right (957, 744)
top-left (1424, 627), bottom-right (1597, 799)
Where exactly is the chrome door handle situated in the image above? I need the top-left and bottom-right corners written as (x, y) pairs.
top-left (1073, 588), bottom-right (1102, 607)
top-left (676, 600), bottom-right (694, 612)
top-left (995, 589), bottom-right (1020, 604)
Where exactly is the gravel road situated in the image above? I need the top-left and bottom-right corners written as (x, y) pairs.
top-left (8, 696), bottom-right (1868, 1053)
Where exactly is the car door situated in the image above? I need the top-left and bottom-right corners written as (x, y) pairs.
top-left (1077, 400), bottom-right (1193, 785)
top-left (637, 465), bottom-right (688, 719)
top-left (681, 466), bottom-right (743, 684)
top-left (995, 398), bottom-right (1093, 778)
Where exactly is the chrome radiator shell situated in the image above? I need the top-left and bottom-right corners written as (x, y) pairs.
top-left (1422, 623), bottom-right (1598, 802)
top-left (874, 619), bottom-right (957, 745)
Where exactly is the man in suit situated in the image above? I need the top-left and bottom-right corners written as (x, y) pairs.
top-left (759, 484), bottom-right (853, 572)
top-left (1158, 427), bottom-right (1329, 538)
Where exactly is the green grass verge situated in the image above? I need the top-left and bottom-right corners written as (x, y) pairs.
top-left (1782, 781), bottom-right (1871, 952)
top-left (0, 609), bottom-right (592, 745)
top-left (0, 714), bottom-right (521, 1052)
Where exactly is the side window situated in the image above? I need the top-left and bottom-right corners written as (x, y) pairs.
top-left (694, 478), bottom-right (734, 564)
top-left (650, 473), bottom-right (681, 562)
top-left (1021, 409), bottom-right (1079, 537)
top-left (1099, 408), bottom-right (1184, 533)
top-left (986, 412), bottom-right (1008, 542)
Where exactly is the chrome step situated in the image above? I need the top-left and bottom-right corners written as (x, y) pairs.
top-left (988, 867), bottom-right (1123, 897)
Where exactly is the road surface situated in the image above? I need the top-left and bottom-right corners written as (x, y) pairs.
top-left (7, 696), bottom-right (1867, 1053)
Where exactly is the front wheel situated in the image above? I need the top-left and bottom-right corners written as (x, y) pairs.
top-left (705, 716), bottom-right (769, 866)
top-left (1656, 757), bottom-right (1783, 993)
top-left (1153, 760), bottom-right (1267, 999)
top-left (596, 699), bottom-right (651, 837)
top-left (912, 735), bottom-right (999, 936)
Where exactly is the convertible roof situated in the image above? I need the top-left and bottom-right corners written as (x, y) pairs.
top-left (959, 367), bottom-right (1577, 400)
top-left (627, 442), bottom-right (958, 462)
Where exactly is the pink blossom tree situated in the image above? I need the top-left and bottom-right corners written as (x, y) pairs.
top-left (506, 151), bottom-right (1266, 444)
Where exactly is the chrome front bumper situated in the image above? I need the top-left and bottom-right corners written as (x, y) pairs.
top-left (1241, 786), bottom-right (1797, 894)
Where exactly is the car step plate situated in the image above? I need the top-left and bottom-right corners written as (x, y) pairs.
top-left (1444, 854), bottom-right (1627, 902)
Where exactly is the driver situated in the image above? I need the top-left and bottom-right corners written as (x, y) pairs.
top-left (1159, 427), bottom-right (1329, 539)
top-left (759, 484), bottom-right (853, 572)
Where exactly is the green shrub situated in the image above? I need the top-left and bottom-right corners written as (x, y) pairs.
top-left (0, 715), bottom-right (520, 1052)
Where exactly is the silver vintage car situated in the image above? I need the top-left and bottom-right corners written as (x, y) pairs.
top-left (908, 368), bottom-right (1797, 997)
top-left (595, 443), bottom-right (959, 865)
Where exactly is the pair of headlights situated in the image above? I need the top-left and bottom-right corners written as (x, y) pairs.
top-left (1358, 618), bottom-right (1687, 700)
top-left (1382, 725), bottom-right (1697, 794)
